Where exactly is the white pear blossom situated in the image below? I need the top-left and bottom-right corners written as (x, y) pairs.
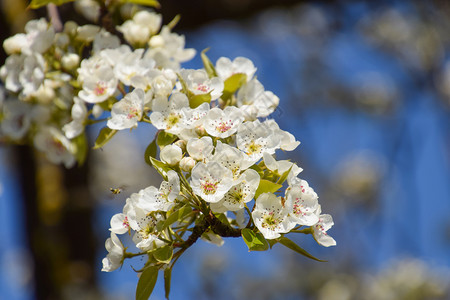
top-left (178, 69), bottom-right (224, 101)
top-left (312, 205), bottom-right (336, 247)
top-left (265, 119), bottom-right (300, 151)
top-left (252, 193), bottom-right (295, 239)
top-left (145, 26), bottom-right (196, 69)
top-left (237, 78), bottom-right (279, 119)
top-left (215, 56), bottom-right (257, 82)
top-left (236, 119), bottom-right (281, 165)
top-left (0, 54), bottom-right (24, 93)
top-left (0, 100), bottom-right (31, 140)
top-left (113, 49), bottom-right (156, 86)
top-left (285, 179), bottom-right (319, 226)
top-left (203, 106), bottom-right (244, 138)
top-left (4, 18), bottom-right (54, 55)
top-left (136, 170), bottom-right (180, 212)
top-left (78, 65), bottom-right (117, 103)
top-left (92, 29), bottom-right (120, 53)
top-left (107, 88), bottom-right (145, 130)
top-left (109, 213), bottom-right (130, 235)
top-left (150, 92), bottom-right (189, 134)
top-left (187, 136), bottom-right (214, 161)
top-left (211, 141), bottom-right (252, 179)
top-left (210, 168), bottom-right (260, 212)
top-left (118, 10), bottom-right (162, 46)
top-left (263, 152), bottom-right (303, 179)
top-left (181, 102), bottom-right (210, 129)
top-left (101, 233), bottom-right (125, 272)
top-left (190, 161), bottom-right (234, 203)
top-left (34, 126), bottom-right (76, 168)
top-left (19, 53), bottom-right (46, 100)
top-left (160, 144), bottom-right (182, 166)
top-left (131, 211), bottom-right (166, 251)
top-left (63, 96), bottom-right (87, 139)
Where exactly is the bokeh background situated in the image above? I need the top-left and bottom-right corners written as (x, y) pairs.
top-left (1, 0), bottom-right (449, 299)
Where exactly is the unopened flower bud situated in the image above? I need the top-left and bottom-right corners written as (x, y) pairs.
top-left (64, 21), bottom-right (78, 36)
top-left (180, 156), bottom-right (196, 172)
top-left (76, 25), bottom-right (100, 42)
top-left (149, 35), bottom-right (164, 48)
top-left (174, 139), bottom-right (186, 152)
top-left (160, 144), bottom-right (182, 166)
top-left (61, 53), bottom-right (80, 70)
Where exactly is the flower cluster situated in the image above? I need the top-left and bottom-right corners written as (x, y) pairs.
top-left (0, 3), bottom-right (335, 298)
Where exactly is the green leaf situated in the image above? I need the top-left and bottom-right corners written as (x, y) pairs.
top-left (136, 265), bottom-right (158, 300)
top-left (157, 131), bottom-right (177, 147)
top-left (201, 48), bottom-right (217, 78)
top-left (189, 93), bottom-right (211, 108)
top-left (277, 236), bottom-right (326, 262)
top-left (144, 139), bottom-right (157, 166)
top-left (254, 179), bottom-right (283, 200)
top-left (164, 267), bottom-right (172, 299)
top-left (241, 228), bottom-right (269, 251)
top-left (93, 127), bottom-right (117, 149)
top-left (277, 165), bottom-right (293, 184)
top-left (119, 0), bottom-right (160, 8)
top-left (223, 73), bottom-right (247, 94)
top-left (153, 246), bottom-right (173, 264)
top-left (157, 205), bottom-right (192, 231)
top-left (72, 133), bottom-right (88, 165)
top-left (149, 157), bottom-right (171, 180)
top-left (28, 0), bottom-right (73, 9)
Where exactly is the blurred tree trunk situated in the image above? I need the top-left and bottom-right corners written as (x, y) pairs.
top-left (16, 145), bottom-right (98, 300)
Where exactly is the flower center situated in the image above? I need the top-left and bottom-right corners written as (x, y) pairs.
top-left (201, 180), bottom-right (219, 195)
top-left (215, 121), bottom-right (232, 133)
top-left (196, 84), bottom-right (209, 93)
top-left (166, 113), bottom-right (180, 129)
top-left (94, 82), bottom-right (107, 96)
top-left (246, 141), bottom-right (262, 155)
top-left (127, 107), bottom-right (139, 119)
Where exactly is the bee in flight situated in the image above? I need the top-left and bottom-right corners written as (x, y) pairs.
top-left (110, 187), bottom-right (122, 194)
top-left (109, 185), bottom-right (127, 195)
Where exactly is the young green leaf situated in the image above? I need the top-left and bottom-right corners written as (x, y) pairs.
top-left (164, 267), bottom-right (172, 299)
top-left (28, 0), bottom-right (73, 9)
top-left (241, 228), bottom-right (269, 251)
top-left (144, 139), bottom-right (157, 166)
top-left (277, 165), bottom-right (293, 184)
top-left (189, 93), bottom-right (212, 108)
top-left (201, 48), bottom-right (218, 78)
top-left (277, 236), bottom-right (326, 262)
top-left (119, 0), bottom-right (160, 8)
top-left (136, 265), bottom-right (159, 300)
top-left (223, 73), bottom-right (247, 94)
top-left (156, 205), bottom-right (192, 231)
top-left (149, 157), bottom-right (171, 180)
top-left (254, 179), bottom-right (283, 200)
top-left (153, 246), bottom-right (173, 264)
top-left (93, 127), bottom-right (117, 149)
top-left (157, 131), bottom-right (177, 147)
